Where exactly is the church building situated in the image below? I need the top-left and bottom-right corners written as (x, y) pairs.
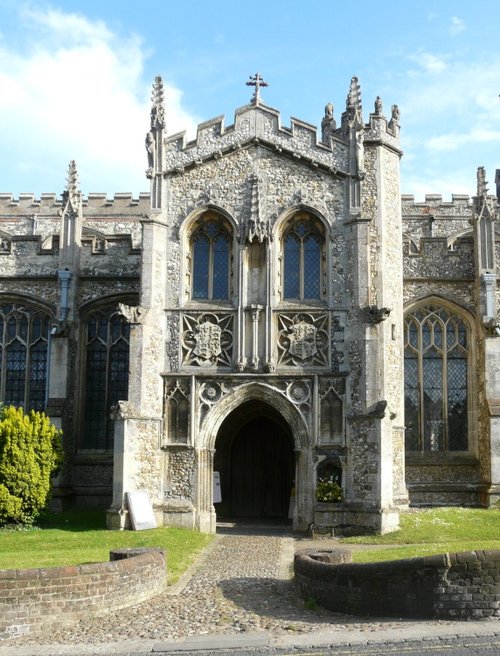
top-left (0, 74), bottom-right (499, 534)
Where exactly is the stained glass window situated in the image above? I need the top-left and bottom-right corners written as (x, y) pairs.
top-left (283, 216), bottom-right (324, 301)
top-left (404, 305), bottom-right (469, 452)
top-left (191, 216), bottom-right (231, 300)
top-left (83, 307), bottom-right (130, 450)
top-left (0, 303), bottom-right (50, 411)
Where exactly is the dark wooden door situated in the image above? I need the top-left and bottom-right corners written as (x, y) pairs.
top-left (230, 418), bottom-right (293, 517)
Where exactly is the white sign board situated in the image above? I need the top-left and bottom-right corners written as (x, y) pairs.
top-left (126, 491), bottom-right (157, 530)
top-left (213, 471), bottom-right (222, 504)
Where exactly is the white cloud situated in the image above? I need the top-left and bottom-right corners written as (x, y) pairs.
top-left (0, 6), bottom-right (199, 195)
top-left (408, 52), bottom-right (448, 75)
top-left (401, 168), bottom-right (476, 201)
top-left (449, 16), bottom-right (465, 36)
top-left (426, 129), bottom-right (500, 152)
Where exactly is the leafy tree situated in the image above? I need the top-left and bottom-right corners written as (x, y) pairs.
top-left (0, 405), bottom-right (63, 525)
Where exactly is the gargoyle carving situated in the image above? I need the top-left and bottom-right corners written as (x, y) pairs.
top-left (362, 305), bottom-right (391, 324)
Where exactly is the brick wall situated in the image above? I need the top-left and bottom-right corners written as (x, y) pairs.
top-left (294, 548), bottom-right (500, 619)
top-left (0, 547), bottom-right (166, 639)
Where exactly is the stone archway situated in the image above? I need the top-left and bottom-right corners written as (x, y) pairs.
top-left (194, 381), bottom-right (313, 533)
top-left (214, 401), bottom-right (294, 520)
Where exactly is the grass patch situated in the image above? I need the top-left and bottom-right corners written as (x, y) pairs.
top-left (0, 510), bottom-right (213, 584)
top-left (340, 507), bottom-right (500, 564)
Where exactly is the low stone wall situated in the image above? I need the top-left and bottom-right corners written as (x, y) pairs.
top-left (294, 548), bottom-right (500, 620)
top-left (0, 547), bottom-right (166, 639)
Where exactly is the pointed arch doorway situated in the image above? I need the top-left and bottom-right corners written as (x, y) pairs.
top-left (214, 401), bottom-right (295, 520)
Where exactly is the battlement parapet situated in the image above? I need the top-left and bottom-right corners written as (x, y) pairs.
top-left (402, 193), bottom-right (475, 220)
top-left (0, 192), bottom-right (151, 216)
top-left (364, 112), bottom-right (402, 154)
top-left (163, 103), bottom-right (349, 175)
top-left (402, 193), bottom-right (472, 206)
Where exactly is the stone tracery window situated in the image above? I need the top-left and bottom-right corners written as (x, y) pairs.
top-left (404, 304), bottom-right (469, 453)
top-left (82, 306), bottom-right (130, 450)
top-left (190, 214), bottom-right (232, 301)
top-left (0, 302), bottom-right (50, 411)
top-left (282, 214), bottom-right (324, 301)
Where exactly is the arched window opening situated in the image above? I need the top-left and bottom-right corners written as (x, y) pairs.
top-left (0, 303), bottom-right (50, 411)
top-left (282, 214), bottom-right (324, 301)
top-left (165, 382), bottom-right (190, 444)
top-left (404, 304), bottom-right (469, 453)
top-left (83, 307), bottom-right (130, 450)
top-left (191, 215), bottom-right (231, 301)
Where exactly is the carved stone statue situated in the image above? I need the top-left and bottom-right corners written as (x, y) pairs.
top-left (145, 131), bottom-right (155, 169)
top-left (355, 127), bottom-right (364, 173)
top-left (374, 96), bottom-right (383, 115)
top-left (388, 104), bottom-right (400, 131)
top-left (321, 103), bottom-right (337, 143)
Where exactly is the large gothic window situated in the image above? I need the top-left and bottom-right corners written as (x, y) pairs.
top-left (82, 306), bottom-right (130, 450)
top-left (0, 303), bottom-right (50, 411)
top-left (404, 304), bottom-right (469, 453)
top-left (282, 214), bottom-right (324, 301)
top-left (191, 214), bottom-right (231, 301)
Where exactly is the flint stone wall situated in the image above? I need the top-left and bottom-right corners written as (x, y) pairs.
top-left (0, 548), bottom-right (166, 640)
top-left (294, 548), bottom-right (500, 620)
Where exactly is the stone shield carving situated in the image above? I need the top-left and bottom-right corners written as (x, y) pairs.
top-left (182, 312), bottom-right (233, 367)
top-left (277, 312), bottom-right (329, 367)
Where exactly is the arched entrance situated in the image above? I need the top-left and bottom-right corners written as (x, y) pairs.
top-left (214, 401), bottom-right (294, 520)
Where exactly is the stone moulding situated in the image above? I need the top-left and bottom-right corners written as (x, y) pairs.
top-left (294, 548), bottom-right (500, 620)
top-left (0, 548), bottom-right (166, 640)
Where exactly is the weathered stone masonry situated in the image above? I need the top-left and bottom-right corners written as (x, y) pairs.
top-left (0, 74), bottom-right (499, 534)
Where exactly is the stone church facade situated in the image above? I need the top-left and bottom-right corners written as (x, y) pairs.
top-left (0, 75), bottom-right (499, 534)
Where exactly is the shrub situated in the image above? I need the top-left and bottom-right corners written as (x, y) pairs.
top-left (0, 406), bottom-right (63, 525)
top-left (316, 475), bottom-right (343, 503)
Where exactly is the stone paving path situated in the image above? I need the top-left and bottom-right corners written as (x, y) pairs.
top-left (6, 526), bottom-right (456, 648)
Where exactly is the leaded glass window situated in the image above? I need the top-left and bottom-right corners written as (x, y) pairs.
top-left (0, 303), bottom-right (50, 411)
top-left (283, 215), bottom-right (324, 301)
top-left (191, 216), bottom-right (231, 301)
top-left (83, 307), bottom-right (130, 450)
top-left (404, 305), bottom-right (469, 452)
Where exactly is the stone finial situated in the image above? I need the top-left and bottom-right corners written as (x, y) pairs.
top-left (151, 75), bottom-right (166, 130)
top-left (346, 76), bottom-right (362, 113)
top-left (321, 102), bottom-right (337, 143)
top-left (374, 96), bottom-right (383, 115)
top-left (477, 166), bottom-right (488, 198)
top-left (474, 166), bottom-right (495, 220)
top-left (246, 173), bottom-right (269, 243)
top-left (246, 72), bottom-right (269, 104)
top-left (66, 160), bottom-right (80, 209)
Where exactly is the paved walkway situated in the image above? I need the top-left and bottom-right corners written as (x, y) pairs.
top-left (2, 524), bottom-right (500, 655)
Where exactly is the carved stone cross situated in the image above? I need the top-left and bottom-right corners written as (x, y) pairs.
top-left (246, 72), bottom-right (269, 103)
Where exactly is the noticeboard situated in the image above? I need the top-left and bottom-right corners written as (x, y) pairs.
top-left (126, 491), bottom-right (157, 530)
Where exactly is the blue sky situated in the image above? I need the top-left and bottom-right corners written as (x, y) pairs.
top-left (0, 0), bottom-right (499, 199)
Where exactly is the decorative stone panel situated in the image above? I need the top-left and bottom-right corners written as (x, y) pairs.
top-left (276, 312), bottom-right (329, 367)
top-left (181, 312), bottom-right (234, 367)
